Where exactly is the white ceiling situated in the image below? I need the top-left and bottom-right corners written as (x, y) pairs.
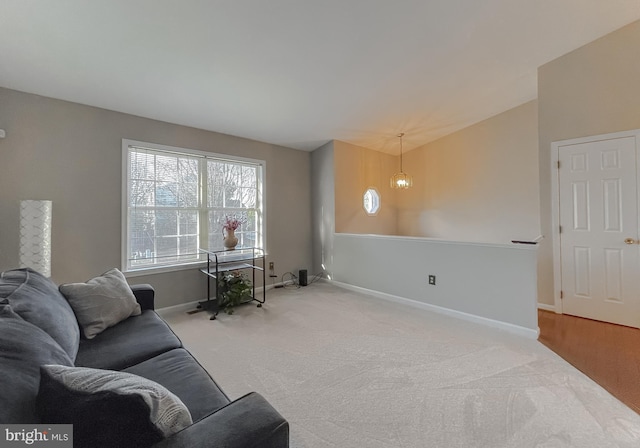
top-left (1, 1), bottom-right (639, 154)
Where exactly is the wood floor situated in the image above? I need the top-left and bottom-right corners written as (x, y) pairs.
top-left (538, 310), bottom-right (640, 414)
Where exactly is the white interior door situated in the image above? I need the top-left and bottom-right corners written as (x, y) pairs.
top-left (558, 136), bottom-right (640, 328)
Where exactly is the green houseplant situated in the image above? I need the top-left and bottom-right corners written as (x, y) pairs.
top-left (217, 270), bottom-right (252, 314)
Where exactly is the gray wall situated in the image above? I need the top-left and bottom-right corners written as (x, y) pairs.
top-left (537, 19), bottom-right (640, 306)
top-left (310, 141), bottom-right (335, 276)
top-left (333, 234), bottom-right (538, 334)
top-left (0, 87), bottom-right (312, 308)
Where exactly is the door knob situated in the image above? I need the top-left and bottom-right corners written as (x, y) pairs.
top-left (624, 238), bottom-right (637, 245)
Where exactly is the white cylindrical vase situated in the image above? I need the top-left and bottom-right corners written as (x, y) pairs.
top-left (19, 200), bottom-right (52, 277)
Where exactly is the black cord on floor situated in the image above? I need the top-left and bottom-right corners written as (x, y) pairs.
top-left (281, 272), bottom-right (299, 289)
top-left (280, 271), bottom-right (325, 288)
top-left (308, 272), bottom-right (324, 284)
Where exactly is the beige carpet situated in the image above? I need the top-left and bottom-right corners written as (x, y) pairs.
top-left (163, 282), bottom-right (640, 448)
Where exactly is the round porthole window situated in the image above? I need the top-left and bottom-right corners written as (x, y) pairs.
top-left (363, 188), bottom-right (380, 215)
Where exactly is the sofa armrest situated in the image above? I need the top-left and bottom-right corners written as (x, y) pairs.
top-left (152, 392), bottom-right (288, 448)
top-left (130, 284), bottom-right (155, 311)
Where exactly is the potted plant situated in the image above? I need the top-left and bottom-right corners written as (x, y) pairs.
top-left (217, 270), bottom-right (252, 314)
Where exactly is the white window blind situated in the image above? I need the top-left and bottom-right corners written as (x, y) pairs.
top-left (124, 141), bottom-right (264, 272)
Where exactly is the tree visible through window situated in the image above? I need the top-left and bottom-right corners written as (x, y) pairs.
top-left (124, 141), bottom-right (263, 271)
top-left (206, 160), bottom-right (259, 250)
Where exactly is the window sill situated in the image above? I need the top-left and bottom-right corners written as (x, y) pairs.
top-left (123, 261), bottom-right (207, 278)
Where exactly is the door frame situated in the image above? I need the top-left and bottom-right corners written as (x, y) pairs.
top-left (551, 129), bottom-right (640, 314)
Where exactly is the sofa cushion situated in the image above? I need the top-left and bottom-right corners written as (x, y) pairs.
top-left (0, 299), bottom-right (74, 423)
top-left (75, 310), bottom-right (182, 370)
top-left (124, 348), bottom-right (231, 421)
top-left (37, 364), bottom-right (192, 448)
top-left (0, 268), bottom-right (80, 360)
top-left (59, 268), bottom-right (142, 339)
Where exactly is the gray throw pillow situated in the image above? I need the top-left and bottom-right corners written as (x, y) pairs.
top-left (0, 300), bottom-right (74, 423)
top-left (59, 268), bottom-right (141, 339)
top-left (38, 364), bottom-right (192, 443)
top-left (0, 268), bottom-right (80, 360)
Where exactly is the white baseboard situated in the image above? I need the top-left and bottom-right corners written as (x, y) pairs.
top-left (330, 280), bottom-right (539, 339)
top-left (156, 300), bottom-right (201, 317)
top-left (156, 284), bottom-right (278, 317)
top-left (537, 303), bottom-right (556, 312)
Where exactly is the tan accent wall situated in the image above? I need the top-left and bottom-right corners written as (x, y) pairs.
top-left (398, 100), bottom-right (540, 244)
top-left (538, 20), bottom-right (640, 306)
top-left (334, 140), bottom-right (398, 235)
top-left (0, 87), bottom-right (312, 308)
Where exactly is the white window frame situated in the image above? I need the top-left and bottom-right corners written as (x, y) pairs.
top-left (363, 187), bottom-right (380, 215)
top-left (121, 139), bottom-right (266, 275)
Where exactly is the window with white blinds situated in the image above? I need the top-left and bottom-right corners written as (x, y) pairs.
top-left (122, 140), bottom-right (264, 272)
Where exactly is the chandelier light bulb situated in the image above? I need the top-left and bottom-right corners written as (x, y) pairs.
top-left (390, 133), bottom-right (413, 189)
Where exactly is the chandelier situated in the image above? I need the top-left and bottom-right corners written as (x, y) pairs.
top-left (390, 133), bottom-right (413, 189)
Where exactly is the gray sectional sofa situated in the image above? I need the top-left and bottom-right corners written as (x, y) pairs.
top-left (0, 268), bottom-right (289, 448)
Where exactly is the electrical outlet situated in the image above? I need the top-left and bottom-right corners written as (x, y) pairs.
top-left (428, 275), bottom-right (436, 285)
top-left (269, 261), bottom-right (278, 278)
